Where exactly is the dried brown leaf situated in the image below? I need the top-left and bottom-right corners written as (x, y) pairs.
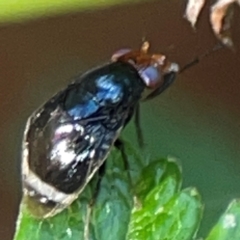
top-left (185, 0), bottom-right (206, 27)
top-left (185, 0), bottom-right (240, 47)
top-left (210, 0), bottom-right (236, 46)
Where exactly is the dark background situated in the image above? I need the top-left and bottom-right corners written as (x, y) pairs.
top-left (1, 1), bottom-right (240, 239)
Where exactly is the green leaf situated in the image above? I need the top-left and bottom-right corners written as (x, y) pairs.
top-left (127, 175), bottom-right (202, 240)
top-left (134, 157), bottom-right (182, 202)
top-left (206, 199), bottom-right (240, 240)
top-left (91, 151), bottom-right (133, 240)
top-left (14, 142), bottom-right (203, 240)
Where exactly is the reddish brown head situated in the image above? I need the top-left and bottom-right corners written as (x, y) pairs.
top-left (111, 41), bottom-right (179, 90)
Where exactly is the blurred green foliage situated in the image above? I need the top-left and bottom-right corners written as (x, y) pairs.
top-left (14, 141), bottom-right (240, 239)
top-left (0, 0), bottom-right (143, 23)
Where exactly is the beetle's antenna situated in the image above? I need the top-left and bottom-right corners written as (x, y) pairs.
top-left (179, 42), bottom-right (224, 74)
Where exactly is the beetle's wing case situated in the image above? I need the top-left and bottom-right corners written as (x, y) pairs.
top-left (22, 61), bottom-right (145, 218)
top-left (21, 41), bottom-right (179, 218)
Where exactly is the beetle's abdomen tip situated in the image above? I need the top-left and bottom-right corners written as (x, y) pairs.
top-left (23, 193), bottom-right (58, 219)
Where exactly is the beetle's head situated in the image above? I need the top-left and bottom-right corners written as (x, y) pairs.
top-left (111, 41), bottom-right (222, 100)
top-left (111, 41), bottom-right (179, 90)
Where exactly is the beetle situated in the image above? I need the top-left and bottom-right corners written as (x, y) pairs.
top-left (22, 41), bottom-right (219, 218)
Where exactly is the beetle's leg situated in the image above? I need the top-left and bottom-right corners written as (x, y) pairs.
top-left (123, 106), bottom-right (144, 148)
top-left (134, 104), bottom-right (144, 148)
top-left (114, 139), bottom-right (129, 171)
top-left (114, 139), bottom-right (133, 187)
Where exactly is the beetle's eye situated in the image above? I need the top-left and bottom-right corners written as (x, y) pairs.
top-left (139, 65), bottom-right (161, 88)
top-left (111, 48), bottom-right (132, 61)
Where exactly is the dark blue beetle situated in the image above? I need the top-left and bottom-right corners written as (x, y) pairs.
top-left (22, 42), bottom-right (179, 218)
